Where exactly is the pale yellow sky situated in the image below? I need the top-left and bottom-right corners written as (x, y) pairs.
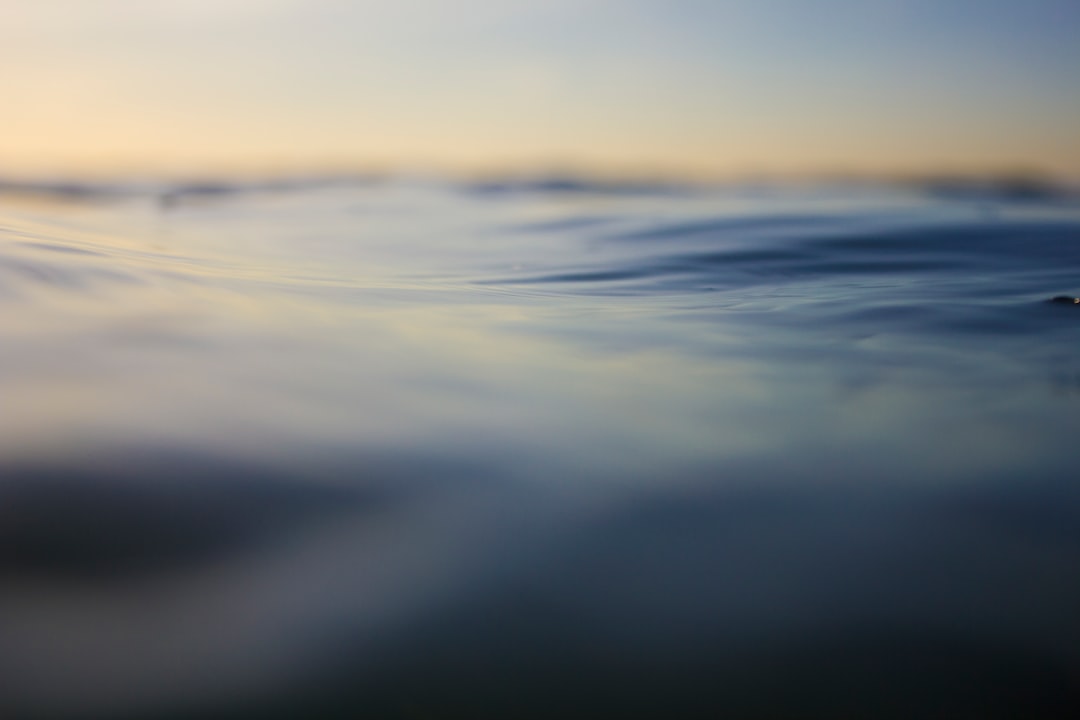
top-left (2, 0), bottom-right (1078, 179)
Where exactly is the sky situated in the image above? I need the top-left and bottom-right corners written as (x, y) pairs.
top-left (1, 0), bottom-right (1078, 178)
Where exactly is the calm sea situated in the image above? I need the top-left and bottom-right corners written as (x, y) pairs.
top-left (1, 177), bottom-right (1079, 718)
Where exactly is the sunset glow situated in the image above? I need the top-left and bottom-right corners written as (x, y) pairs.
top-left (2, 0), bottom-right (1078, 178)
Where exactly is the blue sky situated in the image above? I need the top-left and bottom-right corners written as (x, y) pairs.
top-left (1, 0), bottom-right (1077, 177)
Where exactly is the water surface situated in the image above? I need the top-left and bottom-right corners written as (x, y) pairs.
top-left (1, 178), bottom-right (1079, 718)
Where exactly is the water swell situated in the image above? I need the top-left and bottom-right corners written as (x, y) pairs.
top-left (479, 214), bottom-right (1080, 306)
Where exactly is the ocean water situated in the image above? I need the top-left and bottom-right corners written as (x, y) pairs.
top-left (1, 177), bottom-right (1078, 718)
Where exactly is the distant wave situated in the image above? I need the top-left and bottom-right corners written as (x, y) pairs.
top-left (0, 174), bottom-right (384, 204)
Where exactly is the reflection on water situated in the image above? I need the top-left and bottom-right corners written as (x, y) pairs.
top-left (1, 178), bottom-right (1079, 718)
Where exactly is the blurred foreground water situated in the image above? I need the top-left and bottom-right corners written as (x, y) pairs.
top-left (1, 177), bottom-right (1079, 718)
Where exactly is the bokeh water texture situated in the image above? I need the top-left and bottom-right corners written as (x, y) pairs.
top-left (1, 178), bottom-right (1078, 718)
